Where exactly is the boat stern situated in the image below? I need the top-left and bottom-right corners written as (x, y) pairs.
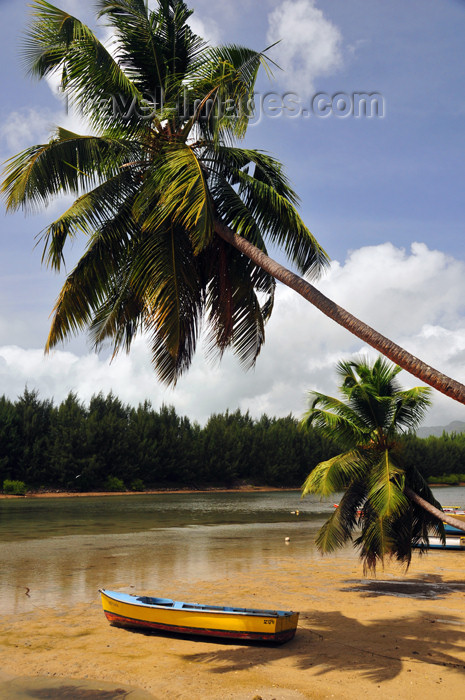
top-left (275, 611), bottom-right (299, 642)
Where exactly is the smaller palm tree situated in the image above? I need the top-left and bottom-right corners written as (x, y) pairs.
top-left (301, 356), bottom-right (446, 572)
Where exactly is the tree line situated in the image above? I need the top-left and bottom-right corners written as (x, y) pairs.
top-left (401, 432), bottom-right (465, 484)
top-left (0, 389), bottom-right (339, 492)
top-left (1, 389), bottom-right (464, 494)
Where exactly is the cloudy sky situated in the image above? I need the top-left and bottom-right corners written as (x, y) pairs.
top-left (0, 0), bottom-right (464, 426)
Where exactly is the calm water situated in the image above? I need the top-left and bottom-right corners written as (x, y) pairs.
top-left (0, 490), bottom-right (334, 615)
top-left (1, 487), bottom-right (464, 615)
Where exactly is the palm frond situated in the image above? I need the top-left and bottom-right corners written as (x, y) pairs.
top-left (201, 144), bottom-right (328, 276)
top-left (24, 1), bottom-right (144, 131)
top-left (38, 169), bottom-right (138, 270)
top-left (301, 450), bottom-right (366, 498)
top-left (210, 177), bottom-right (267, 249)
top-left (234, 169), bottom-right (328, 277)
top-left (46, 207), bottom-right (139, 350)
top-left (88, 274), bottom-right (145, 355)
top-left (315, 508), bottom-right (351, 553)
top-left (130, 220), bottom-right (205, 384)
top-left (188, 44), bottom-right (277, 141)
top-left (2, 131), bottom-right (130, 212)
top-left (391, 386), bottom-right (432, 432)
top-left (301, 392), bottom-right (369, 447)
top-left (202, 237), bottom-right (275, 369)
top-left (355, 513), bottom-right (395, 574)
top-left (334, 357), bottom-right (430, 438)
top-left (337, 357), bottom-right (401, 397)
top-left (98, 0), bottom-right (204, 101)
top-left (315, 480), bottom-right (367, 553)
top-left (135, 143), bottom-right (214, 253)
top-left (366, 450), bottom-right (407, 518)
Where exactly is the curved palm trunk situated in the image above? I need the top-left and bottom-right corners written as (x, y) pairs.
top-left (214, 219), bottom-right (465, 405)
top-left (215, 222), bottom-right (465, 534)
top-left (404, 486), bottom-right (465, 532)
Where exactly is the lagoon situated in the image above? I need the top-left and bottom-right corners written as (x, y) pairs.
top-left (0, 490), bottom-right (332, 615)
top-left (1, 487), bottom-right (464, 616)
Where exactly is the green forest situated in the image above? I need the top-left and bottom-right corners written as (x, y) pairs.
top-left (1, 389), bottom-right (464, 494)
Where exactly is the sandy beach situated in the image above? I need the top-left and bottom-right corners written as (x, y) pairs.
top-left (1, 547), bottom-right (464, 699)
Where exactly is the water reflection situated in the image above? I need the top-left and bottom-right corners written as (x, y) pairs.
top-left (1, 491), bottom-right (338, 614)
top-left (2, 488), bottom-right (463, 616)
top-left (2, 520), bottom-right (329, 615)
top-left (0, 490), bottom-right (333, 540)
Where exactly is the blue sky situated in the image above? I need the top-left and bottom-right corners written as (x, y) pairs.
top-left (0, 0), bottom-right (465, 426)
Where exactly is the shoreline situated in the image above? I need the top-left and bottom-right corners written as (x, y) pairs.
top-left (1, 483), bottom-right (462, 500)
top-left (0, 482), bottom-right (465, 500)
top-left (0, 485), bottom-right (299, 499)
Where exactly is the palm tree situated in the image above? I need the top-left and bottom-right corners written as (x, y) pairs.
top-left (301, 357), bottom-right (465, 572)
top-left (3, 0), bottom-right (328, 385)
top-left (2, 0), bottom-right (465, 404)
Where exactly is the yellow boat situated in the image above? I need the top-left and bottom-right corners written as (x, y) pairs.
top-left (443, 506), bottom-right (465, 522)
top-left (100, 589), bottom-right (299, 643)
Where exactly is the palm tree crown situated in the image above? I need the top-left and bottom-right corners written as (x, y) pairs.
top-left (301, 357), bottom-right (445, 571)
top-left (2, 0), bottom-right (327, 385)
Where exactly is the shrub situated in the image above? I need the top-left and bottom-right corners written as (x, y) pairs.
top-left (130, 479), bottom-right (145, 491)
top-left (3, 479), bottom-right (27, 495)
top-left (104, 476), bottom-right (126, 492)
top-left (428, 473), bottom-right (460, 485)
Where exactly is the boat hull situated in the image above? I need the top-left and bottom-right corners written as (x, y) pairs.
top-left (444, 524), bottom-right (465, 535)
top-left (100, 590), bottom-right (299, 643)
top-left (427, 535), bottom-right (465, 550)
top-left (413, 535), bottom-right (465, 550)
top-left (426, 509), bottom-right (465, 548)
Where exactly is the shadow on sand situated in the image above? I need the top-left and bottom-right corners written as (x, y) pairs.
top-left (174, 577), bottom-right (465, 684)
top-left (341, 576), bottom-right (465, 599)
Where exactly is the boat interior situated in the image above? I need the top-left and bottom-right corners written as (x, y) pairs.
top-left (135, 596), bottom-right (283, 616)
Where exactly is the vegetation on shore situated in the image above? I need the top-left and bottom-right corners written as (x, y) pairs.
top-left (0, 388), bottom-right (339, 493)
top-left (2, 387), bottom-right (465, 497)
top-left (428, 474), bottom-right (465, 485)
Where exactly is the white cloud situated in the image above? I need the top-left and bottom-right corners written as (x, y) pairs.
top-left (1, 242), bottom-right (465, 428)
top-left (56, 0), bottom-right (83, 12)
top-left (0, 99), bottom-right (95, 163)
top-left (318, 242), bottom-right (465, 337)
top-left (267, 0), bottom-right (343, 91)
top-left (187, 16), bottom-right (222, 46)
top-left (0, 108), bottom-right (56, 154)
top-left (44, 69), bottom-right (64, 100)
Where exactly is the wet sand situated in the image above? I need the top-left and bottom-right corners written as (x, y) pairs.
top-left (1, 550), bottom-right (465, 699)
